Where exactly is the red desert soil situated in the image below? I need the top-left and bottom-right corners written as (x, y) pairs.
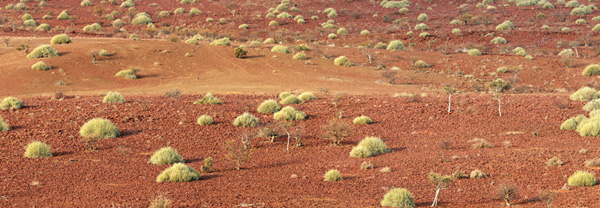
top-left (0, 94), bottom-right (599, 207)
top-left (1, 0), bottom-right (600, 207)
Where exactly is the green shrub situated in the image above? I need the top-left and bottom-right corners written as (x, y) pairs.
top-left (43, 15), bottom-right (51, 20)
top-left (568, 170), bottom-right (596, 186)
top-left (419, 32), bottom-right (429, 38)
top-left (577, 119), bottom-right (600, 136)
top-left (103, 91), bottom-right (125, 103)
top-left (185, 38), bottom-right (199, 45)
top-left (130, 34), bottom-right (139, 41)
top-left (279, 92), bottom-right (291, 99)
top-left (257, 99), bottom-right (281, 114)
top-left (180, 0), bottom-right (191, 4)
top-left (414, 23), bottom-right (428, 31)
top-left (27, 45), bottom-right (58, 59)
top-left (566, 0), bottom-right (580, 7)
top-left (83, 23), bottom-right (102, 32)
top-left (562, 27), bottom-right (571, 32)
top-left (576, 19), bottom-right (587, 24)
top-left (233, 113), bottom-right (259, 127)
top-left (360, 30), bottom-right (370, 35)
top-left (0, 97), bottom-right (24, 110)
top-left (512, 47), bottom-right (528, 56)
top-left (57, 10), bottom-right (71, 20)
top-left (0, 117), bottom-right (9, 131)
top-left (21, 13), bottom-right (32, 20)
top-left (273, 106), bottom-right (306, 120)
top-left (450, 19), bottom-right (463, 24)
top-left (149, 147), bottom-right (184, 164)
top-left (294, 15), bottom-right (304, 21)
top-left (593, 24), bottom-right (600, 31)
top-left (271, 45), bottom-right (290, 53)
top-left (156, 163), bottom-right (201, 182)
top-left (277, 12), bottom-right (292, 18)
top-left (105, 14), bottom-right (115, 20)
top-left (381, 188), bottom-right (415, 208)
top-left (24, 141), bottom-right (52, 158)
top-left (353, 116), bottom-right (372, 124)
top-left (468, 49), bottom-right (482, 56)
top-left (321, 23), bottom-right (336, 29)
top-left (541, 2), bottom-right (555, 8)
top-left (218, 18), bottom-right (227, 24)
top-left (158, 11), bottom-right (170, 17)
top-left (210, 37), bottom-right (231, 46)
top-left (197, 115), bottom-right (214, 125)
top-left (495, 20), bottom-right (514, 31)
top-left (268, 20), bottom-right (279, 26)
top-left (414, 60), bottom-right (430, 68)
top-left (583, 64), bottom-right (600, 76)
top-left (132, 13), bottom-right (152, 24)
top-left (297, 19), bottom-right (306, 24)
top-left (558, 49), bottom-right (575, 56)
top-left (491, 37), bottom-right (507, 44)
top-left (280, 95), bottom-right (302, 105)
top-left (417, 13), bottom-right (429, 21)
top-left (293, 52), bottom-right (306, 60)
top-left (115, 69), bottom-right (138, 79)
top-left (497, 67), bottom-right (508, 73)
top-left (81, 0), bottom-right (92, 6)
top-left (98, 50), bottom-right (109, 57)
top-left (584, 99), bottom-right (600, 111)
top-left (323, 169), bottom-right (342, 181)
top-left (570, 87), bottom-right (599, 101)
top-left (23, 19), bottom-right (36, 27)
top-left (399, 7), bottom-right (409, 13)
top-left (79, 118), bottom-right (120, 138)
top-left (190, 8), bottom-right (202, 15)
top-left (387, 40), bottom-right (405, 50)
top-left (452, 28), bottom-right (461, 35)
top-left (31, 61), bottom-right (50, 71)
top-left (238, 24), bottom-right (249, 29)
top-left (334, 56), bottom-right (351, 67)
top-left (328, 33), bottom-right (337, 39)
top-left (382, 1), bottom-right (411, 8)
top-left (350, 136), bottom-right (388, 158)
top-left (112, 19), bottom-right (126, 28)
top-left (193, 93), bottom-right (223, 105)
top-left (51, 34), bottom-right (71, 45)
top-left (120, 0), bottom-right (134, 7)
top-left (298, 92), bottom-right (316, 101)
top-left (5, 4), bottom-right (13, 10)
top-left (327, 11), bottom-right (338, 18)
top-left (373, 42), bottom-right (386, 49)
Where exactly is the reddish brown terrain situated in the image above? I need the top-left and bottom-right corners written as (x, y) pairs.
top-left (1, 0), bottom-right (600, 207)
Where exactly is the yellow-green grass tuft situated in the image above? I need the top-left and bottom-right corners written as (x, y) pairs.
top-left (273, 106), bottom-right (306, 120)
top-left (51, 34), bottom-right (71, 45)
top-left (293, 52), bottom-right (306, 60)
top-left (257, 99), bottom-right (281, 114)
top-left (570, 87), bottom-right (599, 101)
top-left (103, 91), bottom-right (125, 103)
top-left (156, 163), bottom-right (201, 182)
top-left (1, 97), bottom-right (24, 110)
top-left (568, 170), bottom-right (596, 186)
top-left (334, 56), bottom-right (351, 67)
top-left (149, 147), bottom-right (184, 164)
top-left (583, 64), bottom-right (600, 76)
top-left (271, 45), bottom-right (290, 53)
top-left (24, 141), bottom-right (52, 158)
top-left (210, 37), bottom-right (231, 46)
top-left (298, 92), bottom-right (316, 101)
top-left (349, 136), bottom-right (389, 158)
top-left (323, 169), bottom-right (342, 181)
top-left (197, 115), bottom-right (213, 125)
top-left (31, 61), bottom-right (50, 71)
top-left (387, 40), bottom-right (405, 50)
top-left (353, 115), bottom-right (372, 124)
top-left (233, 113), bottom-right (259, 127)
top-left (561, 114), bottom-right (587, 130)
top-left (79, 118), bottom-right (120, 138)
top-left (27, 45), bottom-right (58, 59)
top-left (115, 69), bottom-right (138, 79)
top-left (193, 93), bottom-right (223, 105)
top-left (380, 188), bottom-right (415, 208)
top-left (280, 95), bottom-right (302, 105)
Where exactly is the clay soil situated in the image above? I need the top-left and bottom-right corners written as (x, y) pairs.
top-left (1, 0), bottom-right (600, 207)
top-left (0, 94), bottom-right (598, 208)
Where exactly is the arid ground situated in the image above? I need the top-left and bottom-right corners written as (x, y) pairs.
top-left (1, 0), bottom-right (600, 207)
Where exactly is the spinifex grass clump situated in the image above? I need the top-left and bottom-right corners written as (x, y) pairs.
top-left (381, 188), bottom-right (415, 208)
top-left (257, 99), bottom-right (281, 114)
top-left (0, 97), bottom-right (24, 110)
top-left (156, 163), bottom-right (201, 182)
top-left (323, 169), bottom-right (342, 181)
top-left (103, 91), bottom-right (125, 103)
top-left (273, 106), bottom-right (306, 120)
top-left (51, 34), bottom-right (71, 44)
top-left (24, 141), bottom-right (52, 158)
top-left (193, 93), bottom-right (222, 105)
top-left (349, 136), bottom-right (389, 158)
top-left (149, 147), bottom-right (184, 164)
top-left (27, 45), bottom-right (58, 59)
top-left (115, 68), bottom-right (139, 79)
top-left (233, 113), bottom-right (258, 127)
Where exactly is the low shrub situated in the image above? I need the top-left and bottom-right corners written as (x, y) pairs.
top-left (0, 116), bottom-right (9, 131)
top-left (360, 30), bottom-right (370, 35)
top-left (99, 50), bottom-right (109, 57)
top-left (561, 114), bottom-right (587, 130)
top-left (120, 0), bottom-right (134, 7)
top-left (197, 115), bottom-right (214, 125)
top-left (233, 113), bottom-right (259, 127)
top-left (21, 13), bottom-right (32, 20)
top-left (31, 61), bottom-right (50, 71)
top-left (51, 34), bottom-right (71, 45)
top-left (570, 87), bottom-right (599, 101)
top-left (23, 19), bottom-right (36, 27)
top-left (36, 24), bottom-right (51, 31)
top-left (414, 60), bottom-right (430, 68)
top-left (584, 158), bottom-right (600, 167)
top-left (298, 92), bottom-right (316, 101)
top-left (491, 37), bottom-right (507, 44)
top-left (24, 141), bottom-right (52, 158)
top-left (190, 8), bottom-right (202, 15)
top-left (277, 12), bottom-right (292, 19)
top-left (323, 169), bottom-right (342, 181)
top-left (558, 49), bottom-right (575, 56)
top-left (269, 20), bottom-right (279, 26)
top-left (417, 13), bottom-right (428, 22)
top-left (193, 93), bottom-right (222, 105)
top-left (495, 20), bottom-right (514, 31)
top-left (81, 0), bottom-right (92, 6)
top-left (568, 170), bottom-right (596, 186)
top-left (414, 23), bottom-right (428, 31)
top-left (353, 116), bottom-right (372, 124)
top-left (103, 91), bottom-right (125, 103)
top-left (271, 45), bottom-right (290, 53)
top-left (452, 28), bottom-right (461, 35)
top-left (273, 106), bottom-right (306, 120)
top-left (156, 163), bottom-right (201, 182)
top-left (132, 13), bottom-right (153, 24)
top-left (334, 56), bottom-right (351, 67)
top-left (497, 67), bottom-right (508, 73)
top-left (149, 147), bottom-right (184, 164)
top-left (83, 23), bottom-right (102, 32)
top-left (328, 33), bottom-right (337, 39)
top-left (583, 64), bottom-right (600, 76)
top-left (238, 24), bottom-right (249, 29)
top-left (293, 52), bottom-right (306, 60)
top-left (280, 95), bottom-right (302, 105)
top-left (381, 188), bottom-right (415, 208)
top-left (566, 0), bottom-right (579, 7)
top-left (27, 45), bottom-right (58, 59)
top-left (57, 10), bottom-right (71, 20)
top-left (545, 156), bottom-right (564, 166)
top-left (115, 68), bottom-right (138, 79)
top-left (469, 169), bottom-right (487, 179)
top-left (468, 49), bottom-right (482, 56)
top-left (577, 119), bottom-right (600, 137)
top-left (350, 136), bottom-right (388, 158)
top-left (1, 97), bottom-right (24, 110)
top-left (513, 47), bottom-right (528, 56)
top-left (79, 118), bottom-right (120, 138)
top-left (257, 99), bottom-right (281, 114)
top-left (387, 40), bottom-right (405, 50)
top-left (593, 24), bottom-right (600, 31)
top-left (337, 28), bottom-right (348, 35)
top-left (210, 37), bottom-right (230, 46)
top-left (279, 92), bottom-right (291, 99)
